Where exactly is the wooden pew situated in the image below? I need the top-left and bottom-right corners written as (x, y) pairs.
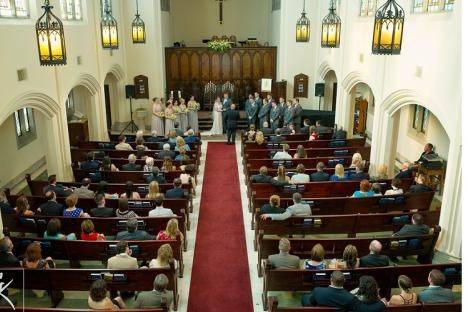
top-left (254, 210), bottom-right (441, 250)
top-left (250, 192), bottom-right (435, 230)
top-left (9, 236), bottom-right (185, 278)
top-left (241, 132), bottom-right (332, 143)
top-left (78, 140), bottom-right (200, 151)
top-left (70, 148), bottom-right (199, 163)
top-left (244, 146), bottom-right (371, 160)
top-left (0, 309), bottom-right (168, 312)
top-left (246, 156), bottom-right (356, 171)
top-left (2, 215), bottom-right (187, 251)
top-left (1, 266), bottom-right (179, 310)
top-left (249, 179), bottom-right (414, 200)
top-left (257, 228), bottom-right (441, 276)
top-left (109, 133), bottom-right (201, 142)
top-left (267, 297), bottom-right (461, 312)
top-left (244, 138), bottom-right (366, 151)
top-left (72, 168), bottom-right (191, 184)
top-left (262, 263), bottom-right (461, 310)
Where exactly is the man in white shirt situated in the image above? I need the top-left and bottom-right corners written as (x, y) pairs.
top-left (273, 144), bottom-right (293, 160)
top-left (107, 240), bottom-right (138, 269)
top-left (148, 197), bottom-right (176, 217)
top-left (261, 193), bottom-right (311, 220)
top-left (290, 164), bottom-right (310, 184)
top-left (115, 135), bottom-right (133, 151)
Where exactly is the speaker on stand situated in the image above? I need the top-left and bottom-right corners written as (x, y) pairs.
top-left (120, 85), bottom-right (138, 135)
top-left (315, 83), bottom-right (325, 110)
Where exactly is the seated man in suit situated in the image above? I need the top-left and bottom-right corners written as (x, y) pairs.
top-left (80, 152), bottom-right (100, 171)
top-left (269, 129), bottom-right (285, 144)
top-left (409, 174), bottom-right (433, 193)
top-left (416, 143), bottom-right (435, 164)
top-left (157, 144), bottom-right (175, 160)
top-left (310, 162), bottom-right (330, 182)
top-left (302, 270), bottom-right (358, 309)
top-left (315, 120), bottom-right (328, 134)
top-left (122, 154), bottom-right (142, 171)
top-left (0, 237), bottom-right (20, 267)
top-left (146, 131), bottom-right (164, 143)
top-left (165, 179), bottom-right (186, 199)
top-left (184, 129), bottom-right (199, 143)
top-left (90, 194), bottom-right (114, 217)
top-left (360, 240), bottom-right (390, 267)
top-left (42, 175), bottom-right (72, 197)
top-left (395, 162), bottom-right (413, 179)
top-left (261, 193), bottom-right (311, 221)
top-left (73, 178), bottom-right (95, 198)
top-left (116, 218), bottom-right (154, 241)
top-left (332, 126), bottom-right (347, 140)
top-left (251, 166), bottom-right (272, 183)
top-left (349, 161), bottom-right (370, 181)
top-left (107, 240), bottom-right (139, 269)
top-left (419, 269), bottom-right (456, 303)
top-left (300, 119), bottom-right (311, 134)
top-left (393, 213), bottom-right (430, 237)
top-left (261, 121), bottom-right (273, 136)
top-left (278, 124), bottom-right (293, 135)
top-left (146, 167), bottom-right (167, 184)
top-left (268, 238), bottom-right (300, 269)
top-left (115, 135), bottom-right (133, 151)
top-left (173, 122), bottom-right (184, 137)
top-left (37, 191), bottom-right (64, 216)
top-left (134, 274), bottom-right (173, 309)
top-left (148, 196), bottom-right (176, 217)
top-left (273, 144), bottom-right (293, 160)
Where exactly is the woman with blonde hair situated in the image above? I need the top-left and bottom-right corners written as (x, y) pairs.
top-left (293, 145), bottom-right (307, 159)
top-left (149, 244), bottom-right (174, 268)
top-left (330, 164), bottom-right (346, 181)
top-left (255, 131), bottom-right (265, 145)
top-left (373, 164), bottom-right (388, 180)
top-left (175, 136), bottom-right (190, 152)
top-left (146, 181), bottom-right (163, 200)
top-left (351, 152), bottom-right (363, 168)
top-left (273, 166), bottom-right (290, 183)
top-left (157, 218), bottom-right (184, 241)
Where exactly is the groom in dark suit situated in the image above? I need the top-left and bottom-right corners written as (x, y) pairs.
top-left (222, 93), bottom-right (232, 134)
top-left (225, 103), bottom-right (239, 145)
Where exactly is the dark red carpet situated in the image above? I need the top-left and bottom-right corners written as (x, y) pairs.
top-left (188, 142), bottom-right (253, 312)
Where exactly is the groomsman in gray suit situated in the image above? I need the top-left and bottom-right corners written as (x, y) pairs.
top-left (245, 94), bottom-right (259, 126)
top-left (222, 92), bottom-right (232, 133)
top-left (292, 98), bottom-right (303, 130)
top-left (278, 97), bottom-right (287, 127)
top-left (254, 92), bottom-right (263, 128)
top-left (258, 99), bottom-right (271, 128)
top-left (269, 101), bottom-right (281, 131)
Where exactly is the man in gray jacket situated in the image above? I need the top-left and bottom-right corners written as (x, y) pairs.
top-left (267, 238), bottom-right (300, 269)
top-left (261, 193), bottom-right (311, 220)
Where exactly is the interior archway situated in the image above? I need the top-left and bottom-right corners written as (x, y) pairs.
top-left (347, 82), bottom-right (375, 142)
top-left (104, 72), bottom-right (126, 132)
top-left (323, 70), bottom-right (337, 112)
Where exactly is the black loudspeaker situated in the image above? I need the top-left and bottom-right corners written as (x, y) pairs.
top-left (315, 83), bottom-right (325, 97)
top-left (125, 85), bottom-right (135, 99)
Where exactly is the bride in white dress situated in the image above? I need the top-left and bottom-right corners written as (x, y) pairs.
top-left (208, 98), bottom-right (223, 135)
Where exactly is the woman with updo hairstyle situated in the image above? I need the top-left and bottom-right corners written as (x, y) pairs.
top-left (388, 275), bottom-right (418, 305)
top-left (260, 195), bottom-right (285, 214)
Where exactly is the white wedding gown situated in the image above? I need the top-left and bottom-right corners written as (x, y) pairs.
top-left (203, 102), bottom-right (223, 135)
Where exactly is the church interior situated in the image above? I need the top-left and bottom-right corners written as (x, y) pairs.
top-left (0, 0), bottom-right (463, 311)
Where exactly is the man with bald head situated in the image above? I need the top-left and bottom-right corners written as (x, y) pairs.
top-left (359, 240), bottom-right (390, 267)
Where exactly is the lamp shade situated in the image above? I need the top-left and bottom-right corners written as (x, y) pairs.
top-left (132, 0), bottom-right (145, 44)
top-left (296, 0), bottom-right (310, 42)
top-left (322, 0), bottom-right (341, 48)
top-left (372, 0), bottom-right (405, 55)
top-left (36, 0), bottom-right (67, 66)
top-left (101, 1), bottom-right (118, 49)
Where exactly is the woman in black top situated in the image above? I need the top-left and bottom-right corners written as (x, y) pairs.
top-left (353, 275), bottom-right (386, 312)
top-left (260, 195), bottom-right (285, 214)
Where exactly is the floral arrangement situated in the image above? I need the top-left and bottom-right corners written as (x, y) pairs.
top-left (207, 40), bottom-right (231, 53)
top-left (155, 111), bottom-right (165, 118)
top-left (165, 112), bottom-right (176, 120)
top-left (188, 101), bottom-right (200, 111)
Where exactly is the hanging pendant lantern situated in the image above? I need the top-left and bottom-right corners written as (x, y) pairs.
top-left (132, 0), bottom-right (146, 44)
top-left (296, 0), bottom-right (310, 43)
top-left (322, 0), bottom-right (341, 48)
top-left (372, 0), bottom-right (405, 55)
top-left (36, 0), bottom-right (67, 66)
top-left (101, 0), bottom-right (119, 49)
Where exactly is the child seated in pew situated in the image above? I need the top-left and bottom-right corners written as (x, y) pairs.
top-left (304, 244), bottom-right (327, 270)
top-left (81, 219), bottom-right (106, 241)
top-left (44, 218), bottom-right (76, 240)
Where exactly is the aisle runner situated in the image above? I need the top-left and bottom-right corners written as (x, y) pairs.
top-left (188, 142), bottom-right (253, 312)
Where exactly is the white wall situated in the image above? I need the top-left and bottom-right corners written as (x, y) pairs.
top-left (169, 0), bottom-right (270, 46)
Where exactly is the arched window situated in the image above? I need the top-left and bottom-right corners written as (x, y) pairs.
top-left (0, 0), bottom-right (29, 18)
top-left (60, 0), bottom-right (82, 20)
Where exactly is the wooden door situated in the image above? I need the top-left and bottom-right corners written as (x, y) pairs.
top-left (354, 98), bottom-right (368, 136)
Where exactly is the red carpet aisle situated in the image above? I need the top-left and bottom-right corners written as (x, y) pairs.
top-left (188, 142), bottom-right (254, 312)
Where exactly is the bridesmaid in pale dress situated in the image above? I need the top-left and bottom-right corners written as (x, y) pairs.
top-left (179, 98), bottom-right (189, 132)
top-left (164, 102), bottom-right (176, 135)
top-left (173, 99), bottom-right (181, 130)
top-left (151, 98), bottom-right (165, 136)
top-left (187, 95), bottom-right (200, 133)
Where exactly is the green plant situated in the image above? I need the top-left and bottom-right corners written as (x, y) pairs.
top-left (207, 40), bottom-right (231, 53)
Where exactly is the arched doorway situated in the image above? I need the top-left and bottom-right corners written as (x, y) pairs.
top-left (0, 93), bottom-right (73, 182)
top-left (104, 64), bottom-right (126, 132)
top-left (348, 82), bottom-right (374, 141)
top-left (323, 70), bottom-right (338, 112)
